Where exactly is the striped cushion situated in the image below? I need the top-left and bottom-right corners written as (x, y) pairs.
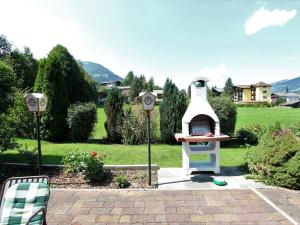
top-left (0, 183), bottom-right (49, 225)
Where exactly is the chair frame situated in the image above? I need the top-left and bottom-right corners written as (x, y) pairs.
top-left (0, 175), bottom-right (50, 225)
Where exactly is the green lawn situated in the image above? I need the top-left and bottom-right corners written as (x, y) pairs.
top-left (236, 107), bottom-right (300, 129)
top-left (2, 106), bottom-right (299, 168)
top-left (2, 139), bottom-right (246, 168)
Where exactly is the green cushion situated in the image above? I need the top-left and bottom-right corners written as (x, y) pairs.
top-left (0, 182), bottom-right (49, 225)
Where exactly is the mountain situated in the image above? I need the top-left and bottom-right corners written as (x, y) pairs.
top-left (81, 61), bottom-right (123, 83)
top-left (272, 76), bottom-right (300, 93)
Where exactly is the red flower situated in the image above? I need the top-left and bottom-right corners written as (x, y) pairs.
top-left (91, 151), bottom-right (97, 157)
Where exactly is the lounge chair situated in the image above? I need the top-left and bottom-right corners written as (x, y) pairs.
top-left (0, 176), bottom-right (50, 225)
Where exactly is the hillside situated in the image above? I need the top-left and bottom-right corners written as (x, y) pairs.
top-left (81, 61), bottom-right (123, 83)
top-left (272, 76), bottom-right (300, 93)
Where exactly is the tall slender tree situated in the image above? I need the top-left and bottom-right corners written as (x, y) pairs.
top-left (224, 77), bottom-right (234, 97)
top-left (160, 78), bottom-right (187, 144)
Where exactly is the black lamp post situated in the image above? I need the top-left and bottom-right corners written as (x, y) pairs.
top-left (140, 92), bottom-right (156, 186)
top-left (24, 93), bottom-right (47, 175)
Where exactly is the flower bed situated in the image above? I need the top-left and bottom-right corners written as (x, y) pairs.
top-left (0, 166), bottom-right (157, 189)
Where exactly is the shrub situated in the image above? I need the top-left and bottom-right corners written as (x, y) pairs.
top-left (63, 150), bottom-right (105, 182)
top-left (160, 79), bottom-right (187, 144)
top-left (246, 125), bottom-right (300, 189)
top-left (236, 102), bottom-right (272, 108)
top-left (0, 114), bottom-right (18, 152)
top-left (208, 96), bottom-right (237, 136)
top-left (120, 104), bottom-right (158, 145)
top-left (104, 87), bottom-right (124, 142)
top-left (8, 90), bottom-right (35, 138)
top-left (0, 60), bottom-right (16, 114)
top-left (115, 175), bottom-right (130, 188)
top-left (67, 103), bottom-right (97, 142)
top-left (235, 128), bottom-right (258, 145)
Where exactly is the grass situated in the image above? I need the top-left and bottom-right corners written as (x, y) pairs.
top-left (236, 107), bottom-right (300, 129)
top-left (2, 105), bottom-right (299, 168)
top-left (2, 139), bottom-right (246, 167)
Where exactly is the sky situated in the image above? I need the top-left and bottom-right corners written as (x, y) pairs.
top-left (0, 0), bottom-right (300, 89)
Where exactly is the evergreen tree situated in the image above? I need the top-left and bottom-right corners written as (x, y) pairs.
top-left (224, 77), bottom-right (234, 96)
top-left (130, 76), bottom-right (142, 100)
top-left (139, 74), bottom-right (147, 90)
top-left (160, 78), bottom-right (187, 144)
top-left (51, 45), bottom-right (96, 103)
top-left (9, 47), bottom-right (38, 90)
top-left (122, 71), bottom-right (134, 86)
top-left (147, 76), bottom-right (155, 91)
top-left (38, 51), bottom-right (69, 141)
top-left (0, 35), bottom-right (12, 58)
top-left (104, 87), bottom-right (123, 142)
top-left (0, 61), bottom-right (16, 113)
top-left (0, 61), bottom-right (17, 151)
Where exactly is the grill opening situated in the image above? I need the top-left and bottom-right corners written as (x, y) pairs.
top-left (189, 115), bottom-right (215, 136)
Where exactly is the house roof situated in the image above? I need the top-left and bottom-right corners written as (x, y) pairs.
top-left (235, 85), bottom-right (251, 89)
top-left (234, 81), bottom-right (272, 89)
top-left (212, 87), bottom-right (224, 93)
top-left (254, 81), bottom-right (272, 87)
top-left (282, 100), bottom-right (300, 106)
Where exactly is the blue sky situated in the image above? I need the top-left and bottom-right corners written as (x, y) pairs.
top-left (0, 0), bottom-right (299, 89)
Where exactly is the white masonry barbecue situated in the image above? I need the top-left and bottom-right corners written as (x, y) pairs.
top-left (175, 77), bottom-right (230, 175)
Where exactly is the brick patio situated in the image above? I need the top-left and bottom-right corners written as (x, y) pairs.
top-left (47, 189), bottom-right (292, 225)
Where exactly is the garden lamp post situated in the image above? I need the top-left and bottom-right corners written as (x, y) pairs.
top-left (24, 93), bottom-right (47, 175)
top-left (140, 92), bottom-right (156, 186)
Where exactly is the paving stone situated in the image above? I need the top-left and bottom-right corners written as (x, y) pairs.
top-left (119, 215), bottom-right (131, 223)
top-left (95, 215), bottom-right (120, 223)
top-left (166, 214), bottom-right (192, 223)
top-left (131, 215), bottom-right (155, 223)
top-left (111, 207), bottom-right (123, 215)
top-left (165, 207), bottom-right (177, 214)
top-left (191, 214), bottom-right (213, 223)
top-left (82, 201), bottom-right (104, 208)
top-left (121, 207), bottom-right (144, 215)
top-left (213, 213), bottom-right (240, 222)
top-left (177, 206), bottom-right (199, 214)
top-left (89, 207), bottom-right (112, 215)
top-left (134, 201), bottom-right (145, 208)
top-left (72, 215), bottom-right (97, 223)
top-left (67, 207), bottom-right (91, 215)
top-left (144, 200), bottom-right (165, 214)
top-left (155, 214), bottom-right (167, 223)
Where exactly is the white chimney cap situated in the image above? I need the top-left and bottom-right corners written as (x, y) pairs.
top-left (191, 77), bottom-right (209, 83)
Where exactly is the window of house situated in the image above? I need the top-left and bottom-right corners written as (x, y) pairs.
top-left (263, 96), bottom-right (267, 99)
top-left (263, 91), bottom-right (267, 94)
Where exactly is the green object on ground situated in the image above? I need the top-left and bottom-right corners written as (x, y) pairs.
top-left (213, 178), bottom-right (227, 186)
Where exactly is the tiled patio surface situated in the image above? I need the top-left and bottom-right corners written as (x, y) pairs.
top-left (259, 188), bottom-right (300, 224)
top-left (47, 189), bottom-right (292, 225)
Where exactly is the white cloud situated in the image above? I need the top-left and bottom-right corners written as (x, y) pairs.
top-left (0, 0), bottom-right (83, 59)
top-left (199, 63), bottom-right (228, 88)
top-left (244, 7), bottom-right (296, 35)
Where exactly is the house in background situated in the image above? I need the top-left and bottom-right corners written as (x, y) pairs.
top-left (233, 81), bottom-right (272, 103)
top-left (153, 89), bottom-right (163, 102)
top-left (272, 92), bottom-right (300, 103)
top-left (100, 80), bottom-right (122, 87)
top-left (212, 87), bottom-right (224, 96)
